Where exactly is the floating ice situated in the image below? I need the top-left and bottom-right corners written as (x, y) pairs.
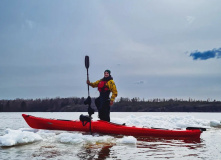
top-left (0, 129), bottom-right (42, 147)
top-left (56, 133), bottom-right (114, 145)
top-left (56, 133), bottom-right (84, 144)
top-left (116, 136), bottom-right (137, 144)
top-left (210, 120), bottom-right (221, 128)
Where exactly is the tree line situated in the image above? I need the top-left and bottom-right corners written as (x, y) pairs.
top-left (0, 97), bottom-right (221, 112)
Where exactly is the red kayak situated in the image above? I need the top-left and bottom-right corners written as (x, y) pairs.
top-left (22, 114), bottom-right (204, 138)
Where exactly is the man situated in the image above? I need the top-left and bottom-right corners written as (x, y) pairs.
top-left (87, 69), bottom-right (118, 122)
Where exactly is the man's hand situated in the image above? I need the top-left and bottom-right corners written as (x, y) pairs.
top-left (110, 101), bottom-right (114, 106)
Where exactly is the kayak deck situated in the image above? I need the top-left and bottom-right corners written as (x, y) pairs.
top-left (22, 114), bottom-right (203, 138)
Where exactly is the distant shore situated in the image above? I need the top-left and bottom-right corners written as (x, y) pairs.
top-left (0, 97), bottom-right (221, 112)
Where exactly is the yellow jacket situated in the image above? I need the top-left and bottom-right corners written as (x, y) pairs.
top-left (89, 79), bottom-right (118, 102)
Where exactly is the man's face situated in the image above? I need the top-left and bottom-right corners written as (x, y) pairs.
top-left (104, 72), bottom-right (110, 78)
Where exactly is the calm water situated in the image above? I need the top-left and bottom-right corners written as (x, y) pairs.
top-left (0, 112), bottom-right (221, 160)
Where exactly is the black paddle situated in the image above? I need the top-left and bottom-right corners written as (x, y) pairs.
top-left (82, 55), bottom-right (94, 134)
top-left (84, 55), bottom-right (94, 117)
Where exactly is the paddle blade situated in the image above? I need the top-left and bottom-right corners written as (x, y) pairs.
top-left (88, 106), bottom-right (94, 116)
top-left (85, 56), bottom-right (89, 69)
top-left (84, 96), bottom-right (91, 106)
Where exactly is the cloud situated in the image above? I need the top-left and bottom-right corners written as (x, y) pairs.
top-left (21, 20), bottom-right (35, 30)
top-left (190, 48), bottom-right (221, 60)
top-left (25, 20), bottom-right (34, 29)
top-left (186, 16), bottom-right (195, 25)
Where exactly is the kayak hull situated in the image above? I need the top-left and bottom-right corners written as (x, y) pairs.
top-left (22, 114), bottom-right (202, 138)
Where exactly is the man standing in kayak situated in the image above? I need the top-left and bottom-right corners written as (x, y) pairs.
top-left (87, 69), bottom-right (118, 122)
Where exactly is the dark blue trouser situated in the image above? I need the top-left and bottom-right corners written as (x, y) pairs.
top-left (95, 96), bottom-right (110, 122)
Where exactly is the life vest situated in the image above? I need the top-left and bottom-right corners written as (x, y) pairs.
top-left (98, 81), bottom-right (110, 92)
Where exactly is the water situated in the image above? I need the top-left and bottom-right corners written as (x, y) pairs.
top-left (0, 112), bottom-right (221, 160)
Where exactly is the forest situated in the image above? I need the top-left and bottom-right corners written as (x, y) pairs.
top-left (0, 97), bottom-right (221, 112)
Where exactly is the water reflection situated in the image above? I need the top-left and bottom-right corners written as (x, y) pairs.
top-left (77, 143), bottom-right (113, 160)
top-left (137, 136), bottom-right (202, 144)
top-left (137, 137), bottom-right (204, 148)
top-left (135, 137), bottom-right (206, 159)
top-left (97, 145), bottom-right (112, 160)
top-left (76, 135), bottom-right (206, 160)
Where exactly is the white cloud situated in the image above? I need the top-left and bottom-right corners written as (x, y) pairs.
top-left (25, 20), bottom-right (35, 29)
top-left (186, 16), bottom-right (195, 25)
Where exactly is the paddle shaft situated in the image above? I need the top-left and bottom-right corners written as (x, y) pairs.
top-left (85, 55), bottom-right (92, 134)
top-left (86, 68), bottom-right (90, 97)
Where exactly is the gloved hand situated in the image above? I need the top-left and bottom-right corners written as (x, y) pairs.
top-left (86, 80), bottom-right (90, 84)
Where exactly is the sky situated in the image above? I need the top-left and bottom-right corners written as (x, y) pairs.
top-left (1, 0), bottom-right (221, 101)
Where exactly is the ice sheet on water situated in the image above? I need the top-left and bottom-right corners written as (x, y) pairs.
top-left (0, 129), bottom-right (42, 147)
top-left (0, 128), bottom-right (138, 147)
top-left (210, 120), bottom-right (221, 128)
top-left (56, 132), bottom-right (138, 146)
top-left (111, 114), bottom-right (209, 129)
top-left (116, 136), bottom-right (137, 144)
top-left (56, 132), bottom-right (115, 145)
